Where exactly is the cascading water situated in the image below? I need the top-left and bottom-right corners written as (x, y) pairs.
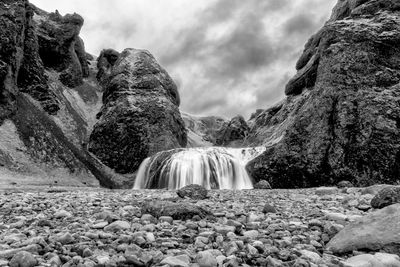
top-left (133, 147), bottom-right (265, 190)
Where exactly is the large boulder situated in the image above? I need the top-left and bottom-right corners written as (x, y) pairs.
top-left (246, 0), bottom-right (400, 188)
top-left (326, 204), bottom-right (400, 254)
top-left (141, 200), bottom-right (211, 220)
top-left (89, 48), bottom-right (187, 174)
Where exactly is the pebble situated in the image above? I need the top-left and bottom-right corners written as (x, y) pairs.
top-left (0, 187), bottom-right (392, 267)
top-left (103, 220), bottom-right (130, 232)
top-left (196, 250), bottom-right (218, 267)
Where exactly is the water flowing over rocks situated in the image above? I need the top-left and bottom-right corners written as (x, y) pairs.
top-left (246, 0), bottom-right (400, 188)
top-left (89, 48), bottom-right (187, 175)
top-left (134, 147), bottom-right (265, 190)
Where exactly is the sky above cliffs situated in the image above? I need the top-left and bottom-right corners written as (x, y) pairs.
top-left (31, 0), bottom-right (337, 119)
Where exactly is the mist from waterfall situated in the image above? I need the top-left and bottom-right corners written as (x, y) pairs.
top-left (133, 147), bottom-right (265, 190)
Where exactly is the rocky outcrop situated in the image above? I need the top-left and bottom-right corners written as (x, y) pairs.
top-left (246, 0), bottom-right (400, 188)
top-left (89, 49), bottom-right (187, 174)
top-left (182, 112), bottom-right (227, 147)
top-left (0, 1), bottom-right (130, 188)
top-left (216, 115), bottom-right (250, 147)
top-left (33, 6), bottom-right (89, 88)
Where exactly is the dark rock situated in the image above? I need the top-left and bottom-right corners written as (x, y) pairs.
top-left (182, 112), bottom-right (227, 147)
top-left (141, 201), bottom-right (211, 220)
top-left (177, 184), bottom-right (208, 200)
top-left (96, 49), bottom-right (120, 87)
top-left (0, 0), bottom-right (30, 122)
top-left (371, 186), bottom-right (400, 209)
top-left (34, 6), bottom-right (89, 87)
top-left (337, 181), bottom-right (354, 188)
top-left (254, 180), bottom-right (272, 190)
top-left (262, 204), bottom-right (277, 214)
top-left (89, 48), bottom-right (187, 174)
top-left (216, 115), bottom-right (250, 146)
top-left (0, 1), bottom-right (129, 189)
top-left (246, 0), bottom-right (400, 188)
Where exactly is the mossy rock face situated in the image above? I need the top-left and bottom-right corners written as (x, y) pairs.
top-left (89, 49), bottom-right (187, 174)
top-left (246, 0), bottom-right (400, 188)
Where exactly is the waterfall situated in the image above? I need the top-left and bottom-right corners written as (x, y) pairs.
top-left (133, 147), bottom-right (265, 190)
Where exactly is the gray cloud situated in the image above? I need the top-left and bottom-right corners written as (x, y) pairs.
top-left (283, 14), bottom-right (317, 35)
top-left (31, 0), bottom-right (338, 119)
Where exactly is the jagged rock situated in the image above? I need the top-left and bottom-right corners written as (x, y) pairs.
top-left (17, 4), bottom-right (59, 114)
top-left (246, 0), bottom-right (400, 188)
top-left (326, 204), bottom-right (400, 254)
top-left (96, 49), bottom-right (120, 87)
top-left (250, 109), bottom-right (265, 120)
top-left (141, 200), bottom-right (211, 220)
top-left (216, 115), bottom-right (249, 146)
top-left (177, 184), bottom-right (208, 200)
top-left (182, 112), bottom-right (227, 147)
top-left (89, 48), bottom-right (187, 174)
top-left (33, 6), bottom-right (89, 87)
top-left (0, 1), bottom-right (129, 189)
top-left (371, 186), bottom-right (400, 209)
top-left (0, 0), bottom-right (30, 122)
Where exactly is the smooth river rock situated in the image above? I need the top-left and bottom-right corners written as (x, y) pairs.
top-left (326, 204), bottom-right (400, 254)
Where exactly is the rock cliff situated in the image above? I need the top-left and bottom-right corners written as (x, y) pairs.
top-left (0, 1), bottom-right (186, 188)
top-left (216, 115), bottom-right (250, 147)
top-left (0, 0), bottom-right (129, 188)
top-left (88, 48), bottom-right (187, 174)
top-left (182, 112), bottom-right (227, 147)
top-left (246, 0), bottom-right (400, 188)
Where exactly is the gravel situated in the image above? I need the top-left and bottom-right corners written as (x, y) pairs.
top-left (0, 186), bottom-right (397, 266)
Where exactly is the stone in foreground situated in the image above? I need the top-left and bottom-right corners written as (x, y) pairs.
top-left (177, 184), bottom-right (208, 200)
top-left (141, 201), bottom-right (211, 220)
top-left (371, 186), bottom-right (400, 209)
top-left (9, 251), bottom-right (37, 267)
top-left (343, 253), bottom-right (400, 267)
top-left (254, 180), bottom-right (272, 189)
top-left (326, 204), bottom-right (400, 254)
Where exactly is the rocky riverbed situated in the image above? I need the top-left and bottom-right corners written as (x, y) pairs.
top-left (1, 185), bottom-right (400, 267)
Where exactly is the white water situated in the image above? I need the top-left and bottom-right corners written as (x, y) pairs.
top-left (133, 146), bottom-right (265, 190)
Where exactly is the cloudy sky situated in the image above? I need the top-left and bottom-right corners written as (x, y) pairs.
top-left (31, 0), bottom-right (337, 119)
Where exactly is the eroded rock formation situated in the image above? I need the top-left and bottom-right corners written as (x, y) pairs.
top-left (216, 115), bottom-right (250, 147)
top-left (89, 49), bottom-right (187, 174)
top-left (246, 0), bottom-right (400, 188)
top-left (182, 112), bottom-right (227, 147)
top-left (0, 1), bottom-right (129, 188)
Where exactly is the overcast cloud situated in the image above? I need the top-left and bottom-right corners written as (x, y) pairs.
top-left (31, 0), bottom-right (337, 119)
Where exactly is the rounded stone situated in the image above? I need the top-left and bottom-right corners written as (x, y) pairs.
top-left (177, 184), bottom-right (208, 200)
top-left (9, 251), bottom-right (37, 267)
